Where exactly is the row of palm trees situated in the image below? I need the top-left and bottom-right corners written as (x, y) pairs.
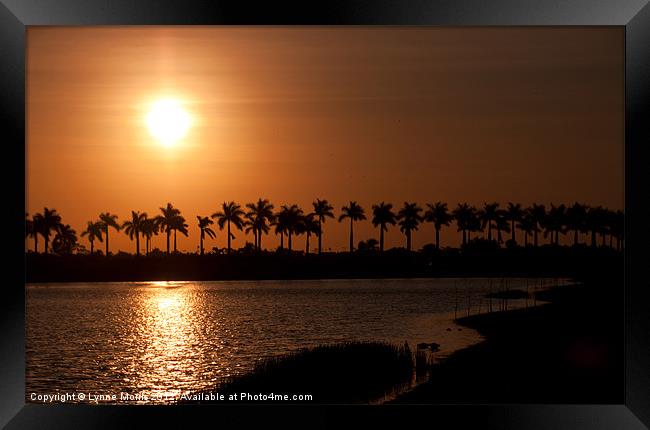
top-left (25, 201), bottom-right (624, 256)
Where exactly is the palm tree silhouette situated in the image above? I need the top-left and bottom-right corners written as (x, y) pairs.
top-left (99, 212), bottom-right (120, 256)
top-left (452, 203), bottom-right (474, 246)
top-left (494, 209), bottom-right (510, 245)
top-left (479, 203), bottom-right (499, 242)
top-left (529, 204), bottom-right (546, 247)
top-left (467, 209), bottom-right (483, 242)
top-left (371, 202), bottom-right (396, 252)
top-left (197, 216), bottom-right (216, 255)
top-left (245, 199), bottom-right (275, 251)
top-left (544, 204), bottom-right (567, 246)
top-left (81, 220), bottom-right (104, 255)
top-left (159, 203), bottom-right (181, 255)
top-left (566, 202), bottom-right (588, 246)
top-left (505, 202), bottom-right (524, 244)
top-left (424, 202), bottom-right (452, 250)
top-left (140, 216), bottom-right (159, 256)
top-left (586, 206), bottom-right (605, 247)
top-left (297, 213), bottom-right (320, 255)
top-left (212, 201), bottom-right (245, 254)
top-left (122, 211), bottom-right (146, 256)
top-left (339, 201), bottom-right (366, 253)
top-left (312, 199), bottom-right (334, 254)
top-left (397, 202), bottom-right (423, 252)
top-left (171, 214), bottom-right (188, 253)
top-left (27, 213), bottom-right (44, 253)
top-left (272, 209), bottom-right (289, 251)
top-left (40, 208), bottom-right (62, 254)
top-left (517, 211), bottom-right (537, 247)
top-left (52, 224), bottom-right (77, 255)
top-left (279, 204), bottom-right (304, 252)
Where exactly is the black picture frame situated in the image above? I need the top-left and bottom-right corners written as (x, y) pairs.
top-left (2, 1), bottom-right (649, 428)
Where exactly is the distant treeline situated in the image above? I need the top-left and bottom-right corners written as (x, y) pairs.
top-left (25, 201), bottom-right (623, 257)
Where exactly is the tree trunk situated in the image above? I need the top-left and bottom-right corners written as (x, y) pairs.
top-left (90, 239), bottom-right (94, 255)
top-left (406, 230), bottom-right (411, 251)
top-left (511, 220), bottom-right (516, 243)
top-left (306, 233), bottom-right (310, 254)
top-left (318, 219), bottom-right (322, 254)
top-left (259, 230), bottom-right (263, 251)
top-left (34, 235), bottom-right (39, 253)
top-left (487, 223), bottom-right (492, 241)
top-left (136, 233), bottom-right (140, 256)
top-left (174, 230), bottom-right (177, 253)
top-left (227, 221), bottom-right (231, 254)
top-left (105, 227), bottom-right (110, 256)
top-left (349, 218), bottom-right (354, 252)
top-left (44, 236), bottom-right (49, 254)
top-left (280, 231), bottom-right (284, 250)
top-left (288, 231), bottom-right (292, 252)
top-left (379, 227), bottom-right (385, 252)
top-left (533, 227), bottom-right (538, 247)
top-left (200, 232), bottom-right (204, 255)
top-left (435, 227), bottom-right (440, 250)
top-left (166, 230), bottom-right (170, 255)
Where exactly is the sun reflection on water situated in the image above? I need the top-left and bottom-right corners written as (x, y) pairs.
top-left (128, 282), bottom-right (204, 402)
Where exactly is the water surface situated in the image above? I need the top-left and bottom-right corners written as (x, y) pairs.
top-left (26, 278), bottom-right (557, 403)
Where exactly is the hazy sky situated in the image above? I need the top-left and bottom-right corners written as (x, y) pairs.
top-left (26, 27), bottom-right (624, 253)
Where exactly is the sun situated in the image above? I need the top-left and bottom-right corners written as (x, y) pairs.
top-left (146, 99), bottom-right (191, 147)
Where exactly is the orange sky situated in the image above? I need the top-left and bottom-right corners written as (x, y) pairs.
top-left (26, 27), bottom-right (624, 253)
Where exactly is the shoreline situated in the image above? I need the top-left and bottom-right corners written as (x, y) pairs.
top-left (24, 248), bottom-right (620, 284)
top-left (388, 280), bottom-right (622, 404)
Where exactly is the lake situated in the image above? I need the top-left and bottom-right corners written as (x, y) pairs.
top-left (26, 278), bottom-right (558, 403)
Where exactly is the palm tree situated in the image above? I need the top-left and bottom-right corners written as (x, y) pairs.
top-left (52, 224), bottom-right (78, 255)
top-left (565, 202), bottom-right (588, 246)
top-left (99, 212), bottom-right (120, 256)
top-left (279, 204), bottom-right (304, 252)
top-left (397, 202), bottom-right (423, 252)
top-left (122, 211), bottom-right (146, 256)
top-left (505, 202), bottom-right (524, 244)
top-left (40, 207), bottom-right (62, 254)
top-left (452, 203), bottom-right (473, 246)
top-left (212, 201), bottom-right (245, 254)
top-left (197, 216), bottom-right (216, 255)
top-left (479, 203), bottom-right (499, 242)
top-left (80, 220), bottom-right (104, 255)
top-left (171, 215), bottom-right (188, 253)
top-left (586, 206), bottom-right (605, 247)
top-left (140, 216), bottom-right (159, 256)
top-left (27, 213), bottom-right (44, 253)
top-left (272, 209), bottom-right (289, 251)
top-left (494, 209), bottom-right (510, 245)
top-left (424, 202), bottom-right (452, 250)
top-left (529, 204), bottom-right (546, 247)
top-left (299, 214), bottom-right (320, 255)
top-left (371, 202), bottom-right (396, 252)
top-left (159, 203), bottom-right (181, 255)
top-left (312, 199), bottom-right (334, 254)
top-left (245, 199), bottom-right (275, 251)
top-left (339, 201), bottom-right (366, 253)
top-left (544, 204), bottom-right (567, 246)
top-left (517, 212), bottom-right (537, 247)
top-left (467, 209), bottom-right (483, 242)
